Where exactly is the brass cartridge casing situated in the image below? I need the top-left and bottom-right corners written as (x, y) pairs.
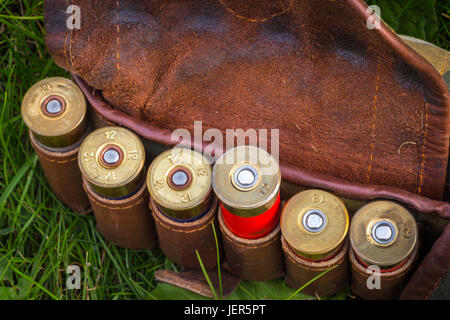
top-left (212, 145), bottom-right (281, 217)
top-left (78, 126), bottom-right (145, 199)
top-left (21, 77), bottom-right (87, 149)
top-left (147, 148), bottom-right (212, 221)
top-left (281, 189), bottom-right (349, 261)
top-left (349, 201), bottom-right (418, 270)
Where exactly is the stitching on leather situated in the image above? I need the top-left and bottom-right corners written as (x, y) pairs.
top-left (87, 192), bottom-right (145, 210)
top-left (37, 153), bottom-right (78, 164)
top-left (425, 265), bottom-right (449, 300)
top-left (350, 249), bottom-right (418, 281)
top-left (152, 211), bottom-right (214, 234)
top-left (218, 0), bottom-right (293, 23)
top-left (220, 226), bottom-right (280, 249)
top-left (115, 0), bottom-right (120, 71)
top-left (69, 29), bottom-right (74, 71)
top-left (63, 0), bottom-right (70, 68)
top-left (31, 133), bottom-right (79, 163)
top-left (286, 248), bottom-right (345, 271)
top-left (351, 260), bottom-right (410, 280)
top-left (366, 56), bottom-right (381, 184)
top-left (417, 102), bottom-right (430, 195)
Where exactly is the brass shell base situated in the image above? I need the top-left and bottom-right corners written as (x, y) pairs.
top-left (22, 77), bottom-right (87, 149)
top-left (147, 148), bottom-right (212, 220)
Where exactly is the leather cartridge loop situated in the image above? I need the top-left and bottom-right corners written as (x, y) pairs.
top-left (83, 177), bottom-right (158, 250)
top-left (30, 130), bottom-right (91, 214)
top-left (150, 195), bottom-right (221, 269)
top-left (218, 207), bottom-right (285, 282)
top-left (282, 236), bottom-right (350, 298)
top-left (349, 243), bottom-right (419, 300)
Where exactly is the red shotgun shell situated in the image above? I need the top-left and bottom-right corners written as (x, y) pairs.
top-left (212, 145), bottom-right (281, 239)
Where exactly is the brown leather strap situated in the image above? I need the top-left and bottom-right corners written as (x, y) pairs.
top-left (30, 130), bottom-right (91, 214)
top-left (88, 106), bottom-right (116, 129)
top-left (281, 163), bottom-right (450, 219)
top-left (83, 178), bottom-right (157, 249)
top-left (349, 244), bottom-right (419, 300)
top-left (400, 223), bottom-right (450, 300)
top-left (282, 236), bottom-right (349, 297)
top-left (218, 207), bottom-right (285, 281)
top-left (150, 195), bottom-right (221, 269)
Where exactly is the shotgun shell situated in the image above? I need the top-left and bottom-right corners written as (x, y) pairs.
top-left (78, 126), bottom-right (145, 199)
top-left (21, 77), bottom-right (87, 149)
top-left (212, 145), bottom-right (281, 239)
top-left (349, 201), bottom-right (418, 271)
top-left (281, 189), bottom-right (349, 261)
top-left (147, 148), bottom-right (213, 221)
top-left (21, 77), bottom-right (91, 214)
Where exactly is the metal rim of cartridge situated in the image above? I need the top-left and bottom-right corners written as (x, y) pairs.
top-left (350, 200), bottom-right (418, 270)
top-left (212, 145), bottom-right (281, 218)
top-left (21, 77), bottom-right (87, 149)
top-left (78, 126), bottom-right (145, 199)
top-left (147, 147), bottom-right (213, 221)
top-left (280, 189), bottom-right (349, 261)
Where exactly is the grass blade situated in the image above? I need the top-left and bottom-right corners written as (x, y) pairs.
top-left (211, 221), bottom-right (223, 299)
top-left (196, 250), bottom-right (218, 300)
top-left (0, 157), bottom-right (34, 211)
top-left (286, 265), bottom-right (338, 300)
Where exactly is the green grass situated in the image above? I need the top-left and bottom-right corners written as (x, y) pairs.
top-left (366, 0), bottom-right (449, 49)
top-left (0, 0), bottom-right (448, 300)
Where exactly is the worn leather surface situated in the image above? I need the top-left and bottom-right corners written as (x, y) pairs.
top-left (218, 207), bottom-right (285, 281)
top-left (30, 130), bottom-right (91, 214)
top-left (150, 195), bottom-right (221, 269)
top-left (282, 235), bottom-right (349, 297)
top-left (83, 178), bottom-right (157, 249)
top-left (349, 243), bottom-right (419, 300)
top-left (400, 223), bottom-right (450, 300)
top-left (45, 0), bottom-right (449, 202)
